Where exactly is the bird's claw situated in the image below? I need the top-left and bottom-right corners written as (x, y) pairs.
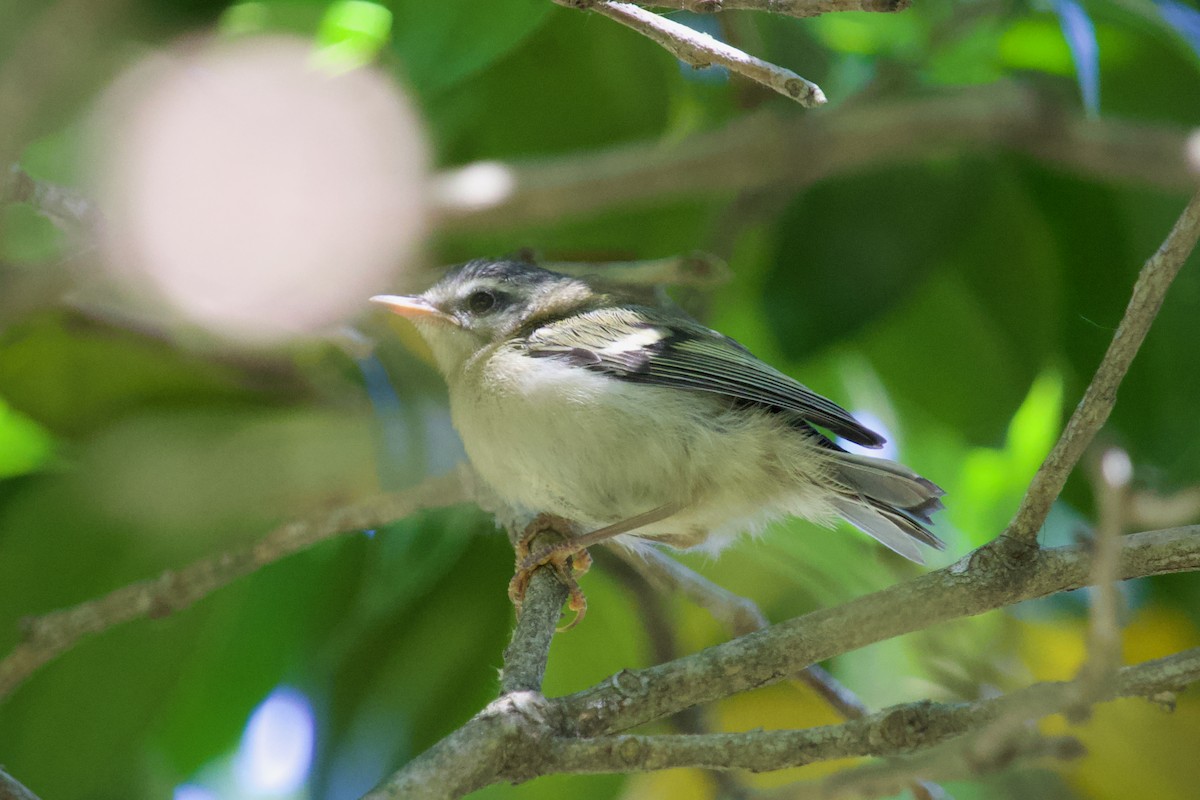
top-left (508, 514), bottom-right (592, 631)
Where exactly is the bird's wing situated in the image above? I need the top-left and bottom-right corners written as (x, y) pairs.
top-left (522, 306), bottom-right (885, 448)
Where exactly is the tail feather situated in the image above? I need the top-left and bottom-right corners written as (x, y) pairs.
top-left (830, 453), bottom-right (945, 563)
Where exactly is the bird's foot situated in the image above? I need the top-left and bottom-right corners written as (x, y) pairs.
top-left (508, 514), bottom-right (592, 631)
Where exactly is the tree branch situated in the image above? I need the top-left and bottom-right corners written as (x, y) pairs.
top-left (499, 553), bottom-right (571, 694)
top-left (0, 467), bottom-right (472, 702)
top-left (433, 84), bottom-right (1195, 231)
top-left (554, 526), bottom-right (1200, 739)
top-left (542, 644), bottom-right (1196, 775)
top-left (369, 526), bottom-right (1200, 798)
top-left (1005, 190), bottom-right (1200, 545)
top-left (552, 1), bottom-right (825, 106)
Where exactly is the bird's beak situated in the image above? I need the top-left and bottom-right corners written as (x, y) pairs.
top-left (370, 294), bottom-right (455, 324)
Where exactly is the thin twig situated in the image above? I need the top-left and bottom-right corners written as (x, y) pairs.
top-left (1070, 448), bottom-right (1131, 716)
top-left (622, 547), bottom-right (872, 719)
top-left (1005, 190), bottom-right (1200, 545)
top-left (804, 731), bottom-right (1084, 800)
top-left (553, 1), bottom-right (825, 106)
top-left (0, 468), bottom-right (472, 702)
top-left (633, 0), bottom-right (911, 16)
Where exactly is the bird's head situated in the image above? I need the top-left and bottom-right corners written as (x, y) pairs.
top-left (371, 259), bottom-right (600, 376)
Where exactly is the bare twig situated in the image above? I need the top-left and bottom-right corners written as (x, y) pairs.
top-left (553, 1), bottom-right (825, 106)
top-left (1071, 448), bottom-right (1131, 715)
top-left (1005, 190), bottom-right (1200, 545)
top-left (0, 768), bottom-right (43, 800)
top-left (806, 731), bottom-right (1084, 800)
top-left (433, 84), bottom-right (1194, 231)
top-left (633, 0), bottom-right (911, 16)
top-left (621, 547), bottom-right (872, 718)
top-left (0, 468), bottom-right (472, 702)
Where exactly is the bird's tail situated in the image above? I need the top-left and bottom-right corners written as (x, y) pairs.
top-left (827, 452), bottom-right (945, 564)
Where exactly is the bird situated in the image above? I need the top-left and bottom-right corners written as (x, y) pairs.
top-left (371, 258), bottom-right (944, 626)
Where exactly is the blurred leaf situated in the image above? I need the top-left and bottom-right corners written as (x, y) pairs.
top-left (151, 546), bottom-right (355, 780)
top-left (956, 371), bottom-right (1063, 546)
top-left (0, 394), bottom-right (55, 478)
top-left (765, 163), bottom-right (982, 357)
top-left (808, 10), bottom-right (926, 60)
top-left (219, 1), bottom-right (272, 36)
top-left (314, 0), bottom-right (393, 72)
top-left (0, 588), bottom-right (213, 798)
top-left (923, 16), bottom-right (1008, 86)
top-left (426, 7), bottom-right (685, 164)
top-left (318, 528), bottom-right (513, 797)
top-left (0, 316), bottom-right (254, 435)
top-left (0, 203), bottom-right (67, 262)
top-left (389, 0), bottom-right (553, 97)
top-left (1000, 17), bottom-right (1081, 76)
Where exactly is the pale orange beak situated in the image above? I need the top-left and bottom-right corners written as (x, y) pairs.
top-left (369, 294), bottom-right (455, 323)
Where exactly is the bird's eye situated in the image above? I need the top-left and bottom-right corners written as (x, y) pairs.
top-left (467, 290), bottom-right (497, 314)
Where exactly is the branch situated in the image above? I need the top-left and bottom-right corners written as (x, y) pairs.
top-left (805, 731), bottom-right (1084, 800)
top-left (633, 0), bottom-right (911, 15)
top-left (372, 527), bottom-right (1200, 798)
top-left (1005, 190), bottom-right (1200, 544)
top-left (557, 526), bottom-right (1200, 737)
top-left (1070, 448), bottom-right (1131, 714)
top-left (378, 639), bottom-right (1200, 798)
top-left (552, 1), bottom-right (825, 106)
top-left (0, 467), bottom-right (472, 702)
top-left (499, 546), bottom-right (571, 694)
top-left (433, 84), bottom-right (1195, 231)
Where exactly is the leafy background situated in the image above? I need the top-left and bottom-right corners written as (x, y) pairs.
top-left (2, 0), bottom-right (1200, 798)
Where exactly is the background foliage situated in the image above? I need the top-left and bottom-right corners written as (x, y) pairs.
top-left (2, 0), bottom-right (1199, 798)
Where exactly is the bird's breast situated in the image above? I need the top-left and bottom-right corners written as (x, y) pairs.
top-left (449, 351), bottom-right (709, 524)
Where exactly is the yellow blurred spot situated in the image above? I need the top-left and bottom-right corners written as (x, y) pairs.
top-left (715, 681), bottom-right (860, 788)
top-left (1018, 609), bottom-right (1200, 800)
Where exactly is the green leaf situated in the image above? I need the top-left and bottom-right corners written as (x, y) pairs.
top-left (390, 0), bottom-right (553, 97)
top-left (955, 371), bottom-right (1063, 546)
top-left (0, 316), bottom-right (252, 435)
top-left (764, 163), bottom-right (983, 358)
top-left (314, 0), bottom-right (393, 72)
top-left (0, 395), bottom-right (55, 478)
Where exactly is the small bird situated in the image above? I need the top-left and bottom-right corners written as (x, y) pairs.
top-left (372, 258), bottom-right (944, 624)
